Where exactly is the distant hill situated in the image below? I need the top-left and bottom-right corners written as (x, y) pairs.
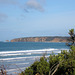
top-left (11, 36), bottom-right (69, 42)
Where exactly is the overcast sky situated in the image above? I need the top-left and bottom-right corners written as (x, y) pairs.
top-left (0, 0), bottom-right (75, 41)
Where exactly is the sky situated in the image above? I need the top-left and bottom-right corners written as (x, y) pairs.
top-left (0, 0), bottom-right (75, 41)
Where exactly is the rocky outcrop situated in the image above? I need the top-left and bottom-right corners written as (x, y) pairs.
top-left (6, 40), bottom-right (9, 42)
top-left (11, 36), bottom-right (69, 42)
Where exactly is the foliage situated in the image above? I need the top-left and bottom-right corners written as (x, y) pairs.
top-left (69, 29), bottom-right (74, 36)
top-left (68, 29), bottom-right (75, 44)
top-left (20, 29), bottom-right (75, 75)
top-left (20, 57), bottom-right (49, 75)
top-left (20, 45), bottom-right (75, 75)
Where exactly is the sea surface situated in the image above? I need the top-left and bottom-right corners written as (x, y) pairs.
top-left (0, 42), bottom-right (69, 75)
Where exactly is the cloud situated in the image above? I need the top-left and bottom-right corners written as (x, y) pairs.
top-left (40, 0), bottom-right (46, 4)
top-left (0, 0), bottom-right (19, 5)
top-left (0, 0), bottom-right (45, 17)
top-left (0, 13), bottom-right (8, 22)
top-left (25, 0), bottom-right (44, 12)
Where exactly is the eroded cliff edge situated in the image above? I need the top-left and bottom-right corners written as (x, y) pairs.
top-left (11, 36), bottom-right (69, 42)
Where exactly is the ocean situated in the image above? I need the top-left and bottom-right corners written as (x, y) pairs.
top-left (0, 42), bottom-right (69, 75)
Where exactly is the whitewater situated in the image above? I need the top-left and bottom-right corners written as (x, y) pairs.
top-left (0, 42), bottom-right (69, 75)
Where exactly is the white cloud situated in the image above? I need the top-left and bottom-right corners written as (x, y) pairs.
top-left (0, 0), bottom-right (45, 12)
top-left (0, 0), bottom-right (46, 20)
top-left (25, 0), bottom-right (44, 12)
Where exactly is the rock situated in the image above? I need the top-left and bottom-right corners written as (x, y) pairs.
top-left (10, 36), bottom-right (69, 42)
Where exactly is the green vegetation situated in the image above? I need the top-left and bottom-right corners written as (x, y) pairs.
top-left (68, 29), bottom-right (75, 45)
top-left (20, 46), bottom-right (75, 75)
top-left (20, 29), bottom-right (75, 75)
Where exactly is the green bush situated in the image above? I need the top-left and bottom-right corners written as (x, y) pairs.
top-left (20, 46), bottom-right (75, 75)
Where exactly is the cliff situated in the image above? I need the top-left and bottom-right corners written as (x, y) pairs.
top-left (11, 36), bottom-right (69, 42)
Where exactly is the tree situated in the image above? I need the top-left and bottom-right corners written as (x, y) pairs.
top-left (20, 29), bottom-right (75, 75)
top-left (68, 29), bottom-right (75, 45)
top-left (20, 46), bottom-right (75, 75)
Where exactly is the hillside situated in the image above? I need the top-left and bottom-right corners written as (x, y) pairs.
top-left (10, 36), bottom-right (69, 42)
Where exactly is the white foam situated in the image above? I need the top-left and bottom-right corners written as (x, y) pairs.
top-left (0, 56), bottom-right (41, 61)
top-left (6, 67), bottom-right (26, 72)
top-left (0, 55), bottom-right (50, 61)
top-left (0, 48), bottom-right (58, 54)
top-left (7, 62), bottom-right (29, 65)
top-left (0, 48), bottom-right (59, 57)
top-left (15, 62), bottom-right (29, 65)
top-left (0, 49), bottom-right (69, 60)
top-left (0, 53), bottom-right (23, 56)
top-left (0, 52), bottom-right (49, 57)
top-left (0, 53), bottom-right (32, 56)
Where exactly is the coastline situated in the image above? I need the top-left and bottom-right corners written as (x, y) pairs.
top-left (10, 36), bottom-right (69, 42)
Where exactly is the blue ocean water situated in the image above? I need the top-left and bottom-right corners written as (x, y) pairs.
top-left (0, 42), bottom-right (69, 74)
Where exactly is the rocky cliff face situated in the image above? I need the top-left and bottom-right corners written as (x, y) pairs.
top-left (11, 36), bottom-right (69, 42)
